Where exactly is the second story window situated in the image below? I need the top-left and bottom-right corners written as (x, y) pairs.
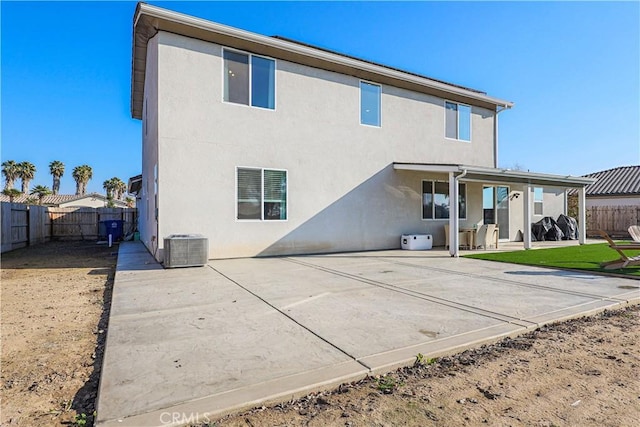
top-left (445, 101), bottom-right (471, 141)
top-left (360, 81), bottom-right (381, 127)
top-left (223, 49), bottom-right (275, 109)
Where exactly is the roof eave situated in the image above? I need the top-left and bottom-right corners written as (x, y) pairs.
top-left (393, 163), bottom-right (597, 188)
top-left (131, 3), bottom-right (514, 120)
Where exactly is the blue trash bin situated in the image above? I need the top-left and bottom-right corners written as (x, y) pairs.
top-left (102, 220), bottom-right (124, 241)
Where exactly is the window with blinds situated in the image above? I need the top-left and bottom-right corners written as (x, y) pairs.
top-left (534, 187), bottom-right (544, 216)
top-left (237, 167), bottom-right (287, 221)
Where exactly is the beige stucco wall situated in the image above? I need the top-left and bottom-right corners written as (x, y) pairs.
top-left (508, 186), bottom-right (567, 241)
top-left (139, 35), bottom-right (160, 254)
top-left (586, 196), bottom-right (640, 207)
top-left (149, 31), bottom-right (498, 259)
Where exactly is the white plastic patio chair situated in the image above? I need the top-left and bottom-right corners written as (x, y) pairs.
top-left (628, 225), bottom-right (640, 243)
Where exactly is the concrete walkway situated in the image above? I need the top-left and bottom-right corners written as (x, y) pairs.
top-left (96, 242), bottom-right (639, 427)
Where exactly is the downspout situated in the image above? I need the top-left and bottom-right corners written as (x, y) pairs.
top-left (456, 168), bottom-right (468, 183)
top-left (450, 168), bottom-right (468, 257)
top-left (494, 105), bottom-right (509, 168)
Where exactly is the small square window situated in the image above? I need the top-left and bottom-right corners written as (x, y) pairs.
top-left (237, 167), bottom-right (287, 221)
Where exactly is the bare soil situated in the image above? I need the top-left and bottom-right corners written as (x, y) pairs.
top-left (1, 242), bottom-right (638, 427)
top-left (213, 306), bottom-right (640, 427)
top-left (1, 241), bottom-right (116, 426)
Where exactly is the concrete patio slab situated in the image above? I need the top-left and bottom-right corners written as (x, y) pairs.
top-left (96, 244), bottom-right (639, 427)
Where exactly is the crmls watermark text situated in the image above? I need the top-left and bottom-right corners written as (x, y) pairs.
top-left (160, 411), bottom-right (211, 425)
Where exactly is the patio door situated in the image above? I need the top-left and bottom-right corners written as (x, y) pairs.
top-left (483, 186), bottom-right (510, 240)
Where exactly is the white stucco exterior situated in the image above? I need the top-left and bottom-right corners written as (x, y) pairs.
top-left (132, 6), bottom-right (586, 260)
top-left (138, 32), bottom-right (504, 259)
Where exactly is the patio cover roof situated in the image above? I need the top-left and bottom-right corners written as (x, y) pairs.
top-left (393, 163), bottom-right (597, 188)
top-left (394, 163), bottom-right (596, 256)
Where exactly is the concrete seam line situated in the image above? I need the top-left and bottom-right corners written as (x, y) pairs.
top-left (380, 257), bottom-right (622, 301)
top-left (207, 264), bottom-right (372, 371)
top-left (283, 257), bottom-right (534, 326)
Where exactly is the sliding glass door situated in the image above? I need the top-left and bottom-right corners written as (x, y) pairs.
top-left (483, 186), bottom-right (510, 240)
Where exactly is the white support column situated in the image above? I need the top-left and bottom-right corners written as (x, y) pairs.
top-left (578, 186), bottom-right (586, 244)
top-left (523, 185), bottom-right (532, 250)
top-left (449, 172), bottom-right (459, 257)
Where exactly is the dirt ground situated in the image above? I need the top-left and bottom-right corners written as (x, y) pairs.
top-left (1, 242), bottom-right (639, 427)
top-left (1, 241), bottom-right (116, 426)
top-left (212, 309), bottom-right (640, 427)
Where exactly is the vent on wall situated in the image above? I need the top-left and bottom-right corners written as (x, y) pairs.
top-left (163, 234), bottom-right (208, 268)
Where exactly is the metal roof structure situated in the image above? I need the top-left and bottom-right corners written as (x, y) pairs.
top-left (573, 165), bottom-right (640, 197)
top-left (131, 2), bottom-right (514, 120)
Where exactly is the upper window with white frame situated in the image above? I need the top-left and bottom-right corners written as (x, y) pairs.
top-left (360, 81), bottom-right (381, 127)
top-left (223, 49), bottom-right (275, 109)
top-left (422, 180), bottom-right (467, 220)
top-left (237, 167), bottom-right (287, 221)
top-left (445, 101), bottom-right (471, 141)
top-left (533, 187), bottom-right (543, 215)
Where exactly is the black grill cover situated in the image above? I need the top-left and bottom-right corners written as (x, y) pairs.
top-left (531, 217), bottom-right (565, 241)
top-left (556, 214), bottom-right (579, 240)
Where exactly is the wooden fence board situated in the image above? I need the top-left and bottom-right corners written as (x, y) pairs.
top-left (1, 203), bottom-right (14, 252)
top-left (586, 206), bottom-right (640, 238)
top-left (1, 202), bottom-right (138, 252)
top-left (29, 205), bottom-right (48, 245)
top-left (10, 204), bottom-right (28, 249)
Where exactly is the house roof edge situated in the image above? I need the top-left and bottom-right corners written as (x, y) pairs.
top-left (131, 2), bottom-right (514, 119)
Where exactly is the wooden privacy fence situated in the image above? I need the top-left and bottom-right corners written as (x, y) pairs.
top-left (586, 206), bottom-right (640, 238)
top-left (49, 207), bottom-right (137, 241)
top-left (1, 202), bottom-right (137, 253)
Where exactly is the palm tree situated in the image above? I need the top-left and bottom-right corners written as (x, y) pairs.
top-left (17, 161), bottom-right (36, 193)
top-left (2, 188), bottom-right (22, 202)
top-left (49, 160), bottom-right (65, 195)
top-left (103, 178), bottom-right (116, 199)
top-left (30, 185), bottom-right (52, 205)
top-left (113, 178), bottom-right (127, 200)
top-left (2, 160), bottom-right (20, 190)
top-left (72, 165), bottom-right (93, 195)
top-left (103, 177), bottom-right (127, 200)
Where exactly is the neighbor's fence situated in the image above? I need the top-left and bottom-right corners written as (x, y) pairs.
top-left (586, 206), bottom-right (640, 238)
top-left (1, 202), bottom-right (137, 253)
top-left (49, 207), bottom-right (136, 240)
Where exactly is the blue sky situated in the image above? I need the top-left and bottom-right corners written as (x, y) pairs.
top-left (2, 1), bottom-right (639, 195)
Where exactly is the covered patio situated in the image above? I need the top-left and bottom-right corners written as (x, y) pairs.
top-left (394, 163), bottom-right (597, 257)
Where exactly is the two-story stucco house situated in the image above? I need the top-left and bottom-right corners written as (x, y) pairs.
top-left (131, 3), bottom-right (594, 261)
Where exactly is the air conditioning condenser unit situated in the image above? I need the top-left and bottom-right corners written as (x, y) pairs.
top-left (163, 234), bottom-right (208, 268)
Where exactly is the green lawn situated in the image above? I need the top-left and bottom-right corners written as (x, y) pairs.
top-left (464, 243), bottom-right (640, 277)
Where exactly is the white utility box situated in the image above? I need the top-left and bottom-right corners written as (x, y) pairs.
top-left (401, 234), bottom-right (433, 250)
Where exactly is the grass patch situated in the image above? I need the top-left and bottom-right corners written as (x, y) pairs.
top-left (464, 243), bottom-right (640, 277)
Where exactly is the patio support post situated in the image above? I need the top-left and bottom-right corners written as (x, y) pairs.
top-left (449, 172), bottom-right (459, 257)
top-left (578, 186), bottom-right (586, 244)
top-left (523, 185), bottom-right (532, 249)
